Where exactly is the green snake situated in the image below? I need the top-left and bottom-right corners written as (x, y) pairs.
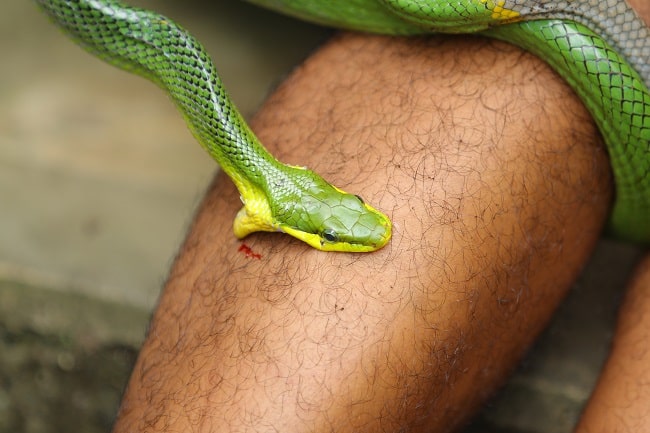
top-left (35, 0), bottom-right (650, 251)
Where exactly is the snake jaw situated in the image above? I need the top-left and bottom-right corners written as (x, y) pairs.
top-left (280, 224), bottom-right (391, 252)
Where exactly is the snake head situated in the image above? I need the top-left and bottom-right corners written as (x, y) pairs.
top-left (234, 167), bottom-right (392, 252)
top-left (279, 182), bottom-right (392, 252)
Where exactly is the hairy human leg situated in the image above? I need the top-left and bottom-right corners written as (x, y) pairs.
top-left (112, 33), bottom-right (611, 432)
top-left (575, 255), bottom-right (650, 433)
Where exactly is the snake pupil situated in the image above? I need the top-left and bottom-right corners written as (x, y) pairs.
top-left (354, 195), bottom-right (365, 204)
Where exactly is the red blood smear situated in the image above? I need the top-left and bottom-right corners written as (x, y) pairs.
top-left (238, 243), bottom-right (261, 259)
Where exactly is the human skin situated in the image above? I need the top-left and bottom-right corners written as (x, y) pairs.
top-left (107, 5), bottom-right (650, 432)
top-left (576, 255), bottom-right (650, 433)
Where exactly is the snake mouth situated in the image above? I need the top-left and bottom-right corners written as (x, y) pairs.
top-left (280, 222), bottom-right (391, 253)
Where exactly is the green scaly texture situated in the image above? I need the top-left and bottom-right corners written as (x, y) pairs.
top-left (35, 0), bottom-right (392, 252)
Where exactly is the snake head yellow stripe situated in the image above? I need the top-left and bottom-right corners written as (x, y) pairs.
top-left (234, 166), bottom-right (392, 252)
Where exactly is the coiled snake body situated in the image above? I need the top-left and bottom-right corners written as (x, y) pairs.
top-left (36, 0), bottom-right (650, 250)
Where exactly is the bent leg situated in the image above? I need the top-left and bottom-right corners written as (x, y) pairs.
top-left (112, 33), bottom-right (610, 432)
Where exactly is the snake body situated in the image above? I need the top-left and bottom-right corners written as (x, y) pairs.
top-left (35, 0), bottom-right (392, 252)
top-left (37, 0), bottom-right (650, 249)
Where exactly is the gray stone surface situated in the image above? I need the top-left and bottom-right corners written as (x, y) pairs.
top-left (0, 280), bottom-right (141, 433)
top-left (0, 1), bottom-right (646, 433)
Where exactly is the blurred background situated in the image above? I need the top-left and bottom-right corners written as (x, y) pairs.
top-left (0, 1), bottom-right (645, 432)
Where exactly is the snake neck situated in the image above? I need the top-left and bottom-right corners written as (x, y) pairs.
top-left (37, 0), bottom-right (287, 196)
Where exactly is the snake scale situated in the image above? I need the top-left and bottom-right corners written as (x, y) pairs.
top-left (35, 0), bottom-right (650, 251)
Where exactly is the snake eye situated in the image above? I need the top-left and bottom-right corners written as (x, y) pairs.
top-left (322, 228), bottom-right (338, 243)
